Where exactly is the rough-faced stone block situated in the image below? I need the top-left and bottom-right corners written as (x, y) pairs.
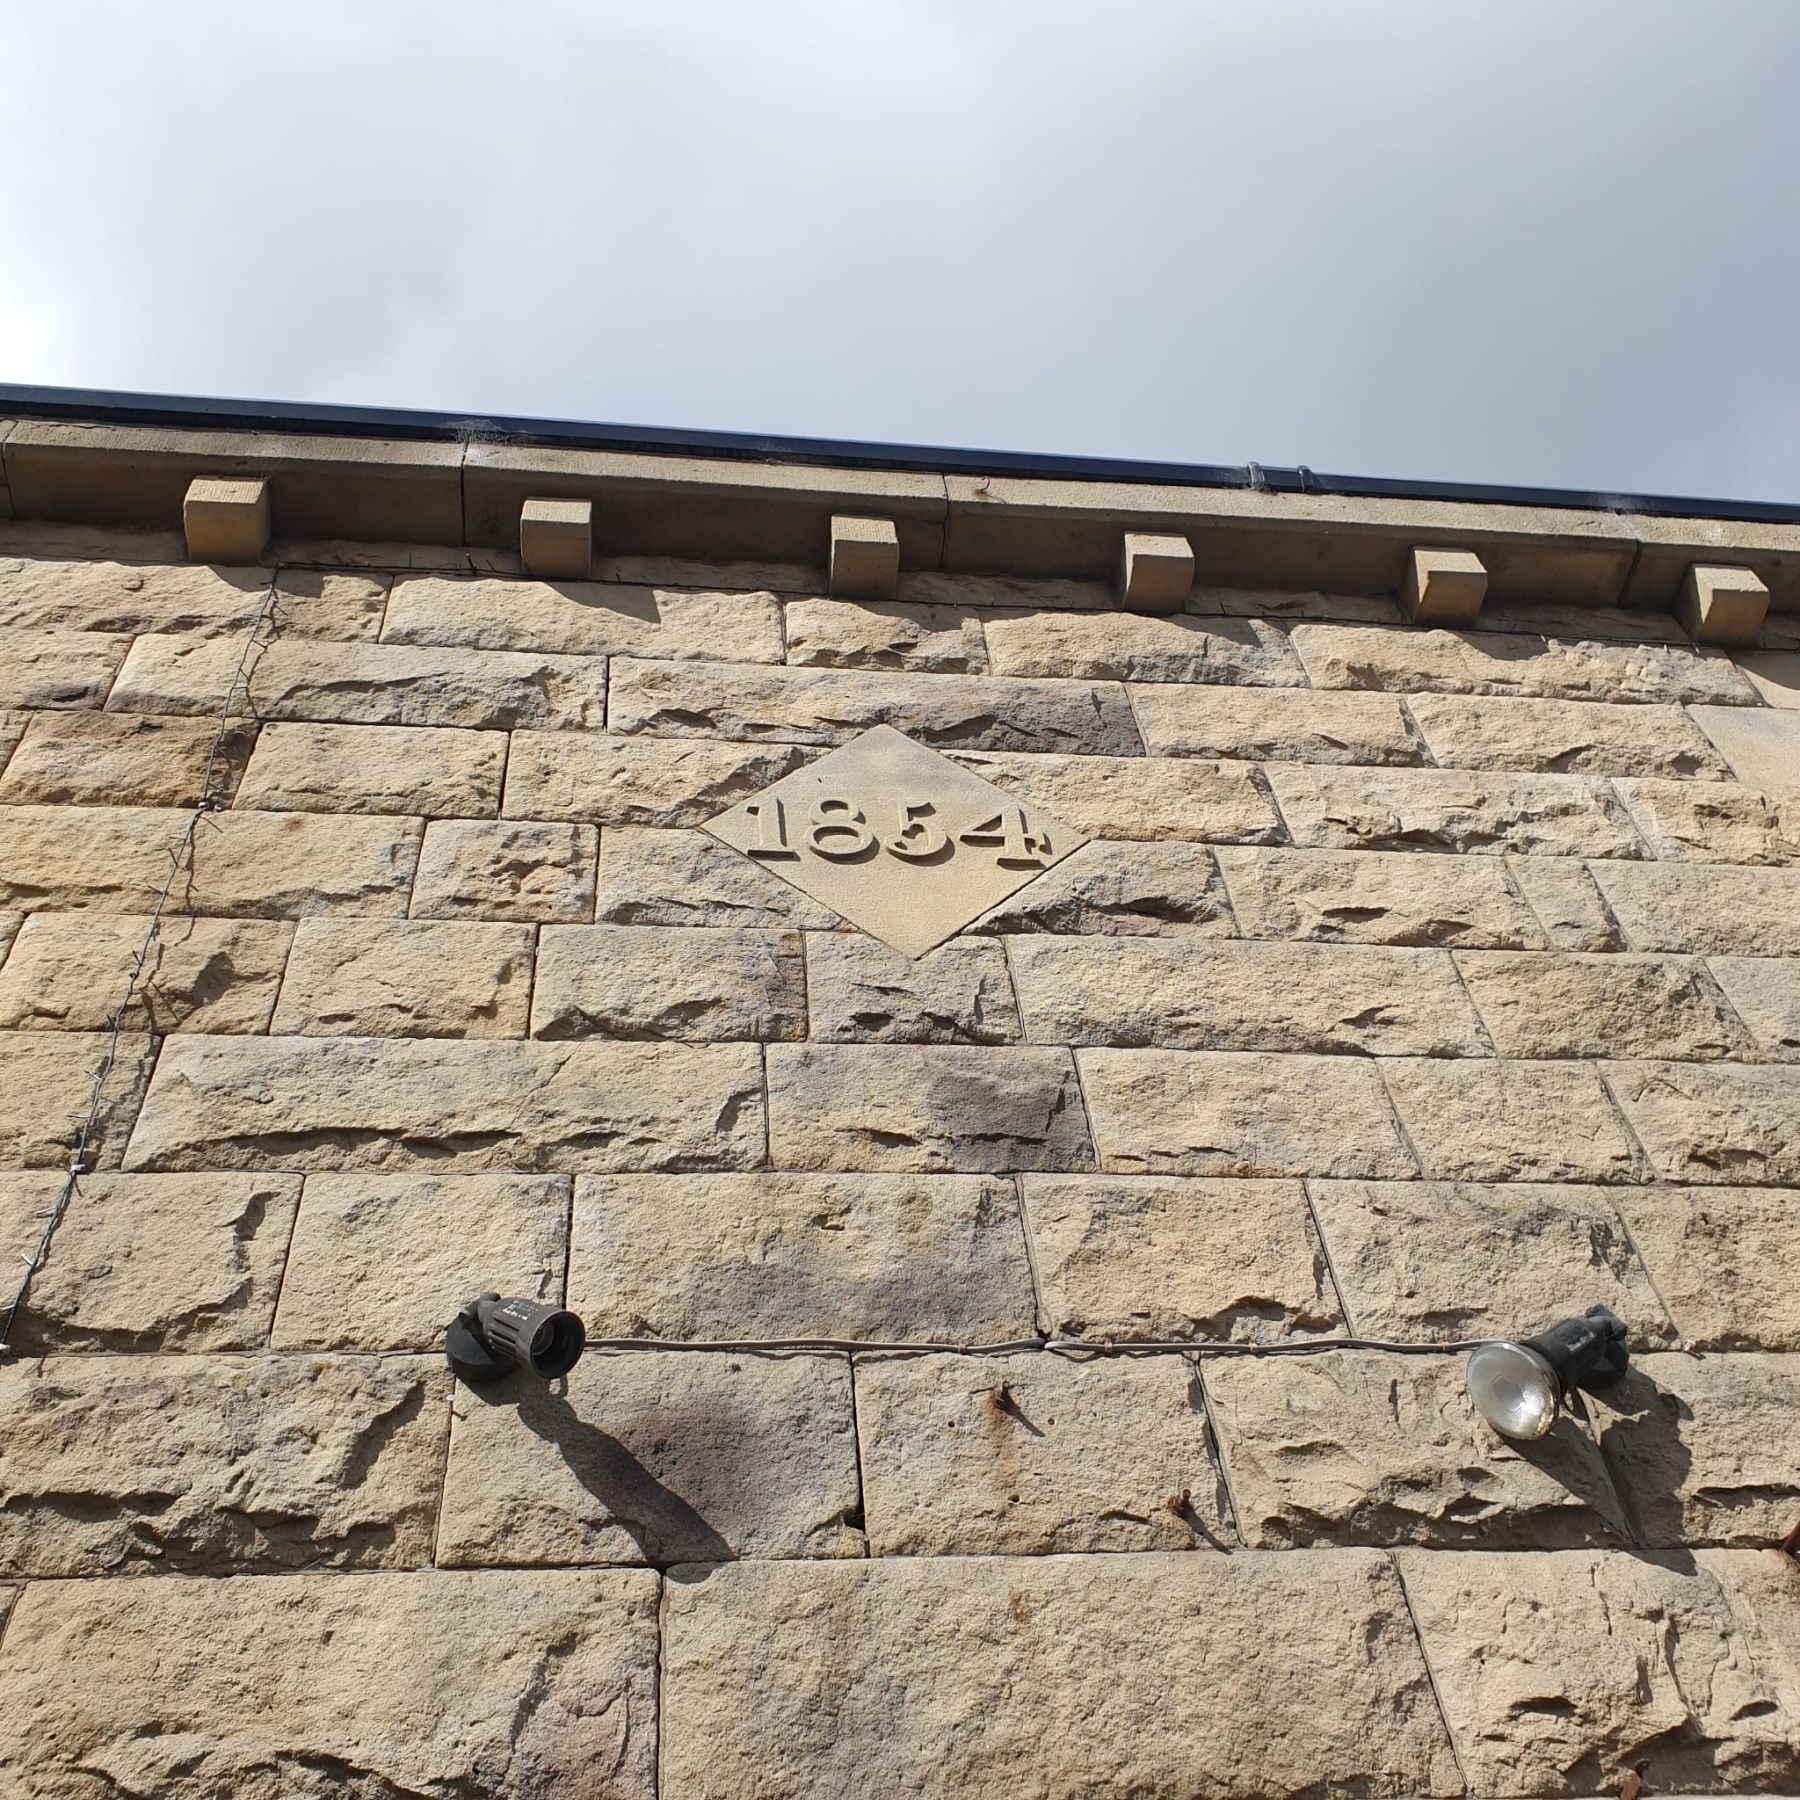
top-left (270, 918), bottom-right (534, 1038)
top-left (1309, 1180), bottom-right (1675, 1344)
top-left (235, 720), bottom-right (505, 817)
top-left (439, 1351), bottom-right (862, 1566)
top-left (0, 1567), bottom-right (660, 1800)
top-left (1688, 703), bottom-right (1800, 794)
top-left (1738, 650), bottom-right (1800, 708)
top-left (0, 1031), bottom-right (156, 1170)
top-left (0, 1352), bottom-right (448, 1575)
top-left (1130, 681), bottom-right (1424, 764)
top-left (410, 819), bottom-right (597, 921)
top-left (1603, 1059), bottom-right (1800, 1185)
top-left (969, 839), bottom-right (1239, 937)
top-left (123, 1036), bottom-right (766, 1173)
top-left (1400, 545), bottom-right (1487, 625)
top-left (1021, 1173), bottom-right (1340, 1342)
top-left (182, 475), bottom-right (269, 564)
top-left (987, 607), bottom-right (1308, 686)
top-left (1118, 531), bottom-right (1196, 611)
top-left (1187, 584), bottom-right (1406, 624)
top-left (1207, 1349), bottom-right (1626, 1547)
top-left (1590, 860), bottom-right (1800, 955)
top-left (1679, 562), bottom-right (1771, 646)
top-left (0, 1170), bottom-right (299, 1352)
top-left (503, 732), bottom-right (809, 827)
top-left (0, 710), bottom-right (256, 807)
top-left (531, 923), bottom-right (805, 1041)
top-left (805, 933), bottom-right (1019, 1042)
top-left (1507, 856), bottom-right (1627, 951)
top-left (858, 1351), bottom-right (1233, 1554)
top-left (766, 1044), bottom-right (1092, 1173)
top-left (784, 596), bottom-right (986, 671)
top-left (1406, 693), bottom-right (1729, 778)
top-left (568, 1172), bottom-right (1036, 1343)
top-left (271, 1171), bottom-right (568, 1351)
top-left (596, 824), bottom-right (842, 928)
top-left (0, 629), bottom-right (130, 708)
top-left (899, 568), bottom-right (1112, 613)
top-left (1707, 956), bottom-right (1800, 1056)
top-left (1615, 775), bottom-right (1800, 865)
top-left (828, 514), bottom-right (900, 600)
top-left (660, 1552), bottom-right (1461, 1800)
top-left (518, 495), bottom-right (591, 579)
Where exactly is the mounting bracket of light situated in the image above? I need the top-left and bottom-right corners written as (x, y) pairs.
top-left (446, 1292), bottom-right (586, 1385)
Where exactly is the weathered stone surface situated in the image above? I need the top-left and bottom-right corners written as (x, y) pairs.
top-left (0, 1170), bottom-right (299, 1352)
top-left (1187, 584), bottom-right (1405, 624)
top-left (1022, 1174), bottom-right (1339, 1342)
top-left (1454, 951), bottom-right (1750, 1059)
top-left (1603, 1059), bottom-right (1800, 1185)
top-left (0, 630), bottom-right (130, 708)
top-left (0, 805), bottom-right (421, 916)
top-left (1591, 860), bottom-right (1800, 955)
top-left (1406, 692), bottom-right (1730, 778)
top-left (1291, 621), bottom-right (1761, 705)
top-left (947, 750), bottom-right (1283, 843)
top-left (1206, 1349), bottom-right (1626, 1548)
top-left (410, 819), bottom-right (596, 921)
top-left (0, 1353), bottom-right (449, 1575)
top-left (503, 732), bottom-right (809, 827)
top-left (111, 633), bottom-right (609, 729)
top-left (857, 1351), bottom-right (1233, 1554)
top-left (1309, 1181), bottom-right (1675, 1343)
top-left (123, 1036), bottom-right (766, 1173)
top-left (271, 1172), bottom-right (568, 1351)
top-left (0, 912), bottom-right (291, 1033)
top-left (0, 1567), bottom-right (660, 1800)
top-left (1708, 956), bottom-right (1800, 1055)
top-left (1739, 649), bottom-right (1800, 703)
top-left (1383, 1057), bottom-right (1640, 1181)
top-left (270, 918), bottom-right (534, 1037)
top-left (0, 710), bottom-right (255, 806)
top-left (439, 1352), bottom-right (861, 1566)
top-left (382, 573), bottom-right (784, 661)
top-left (1614, 775), bottom-right (1800, 864)
top-left (899, 569), bottom-right (1112, 612)
top-left (1397, 1547), bottom-right (1800, 1795)
top-left (660, 1552), bottom-right (1461, 1800)
top-left (969, 839), bottom-right (1239, 937)
top-left (0, 1031), bottom-right (155, 1169)
top-left (784, 596), bottom-right (987, 671)
top-left (0, 713), bottom-right (22, 770)
top-left (568, 1172), bottom-right (1036, 1342)
top-left (1588, 1353), bottom-right (1800, 1547)
top-left (596, 825), bottom-right (842, 928)
top-left (805, 933), bottom-right (1019, 1042)
top-left (766, 1045), bottom-right (1091, 1173)
top-left (606, 656), bottom-right (1144, 755)
top-left (1689, 702), bottom-right (1800, 792)
top-left (1617, 1187), bottom-right (1800, 1349)
top-left (983, 609), bottom-right (1305, 686)
top-left (1478, 602), bottom-right (1691, 645)
top-left (1130, 682), bottom-right (1424, 765)
top-left (1507, 856), bottom-right (1627, 950)
top-left (1011, 936), bottom-right (1486, 1055)
top-left (1215, 846), bottom-right (1545, 946)
top-left (531, 923), bottom-right (805, 1041)
top-left (1265, 763), bottom-right (1646, 857)
top-left (234, 720), bottom-right (505, 816)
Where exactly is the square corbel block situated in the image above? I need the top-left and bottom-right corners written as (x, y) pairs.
top-left (183, 477), bottom-right (270, 566)
top-left (1400, 546), bottom-right (1487, 626)
top-left (1679, 563), bottom-right (1769, 647)
top-left (520, 497), bottom-right (594, 580)
top-left (828, 515), bottom-right (900, 600)
top-left (1118, 533), bottom-right (1194, 612)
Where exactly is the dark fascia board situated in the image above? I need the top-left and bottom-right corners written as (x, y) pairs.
top-left (3, 380), bottom-right (1797, 528)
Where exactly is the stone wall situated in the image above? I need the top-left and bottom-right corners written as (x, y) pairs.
top-left (0, 525), bottom-right (1798, 1797)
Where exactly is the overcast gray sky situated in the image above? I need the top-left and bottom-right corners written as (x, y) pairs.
top-left (4, 2), bottom-right (1798, 501)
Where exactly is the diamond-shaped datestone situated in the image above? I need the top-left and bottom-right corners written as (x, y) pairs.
top-left (702, 725), bottom-right (1087, 957)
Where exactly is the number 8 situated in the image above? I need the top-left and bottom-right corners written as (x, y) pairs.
top-left (806, 798), bottom-right (876, 859)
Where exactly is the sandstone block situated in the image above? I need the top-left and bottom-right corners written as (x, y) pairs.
top-left (272, 1171), bottom-right (568, 1351)
top-left (270, 918), bottom-right (534, 1037)
top-left (1011, 936), bottom-right (1485, 1056)
top-left (1506, 856), bottom-right (1627, 950)
top-left (0, 629), bottom-right (130, 708)
top-left (1397, 1547), bottom-right (1800, 1795)
top-left (899, 568), bottom-right (1113, 612)
top-left (110, 633), bottom-right (609, 729)
top-left (410, 819), bottom-right (596, 921)
top-left (1603, 1059), bottom-right (1800, 1185)
top-left (595, 824), bottom-right (842, 928)
top-left (182, 475), bottom-right (268, 563)
top-left (0, 912), bottom-right (291, 1033)
top-left (1215, 846), bottom-right (1545, 946)
top-left (382, 573), bottom-right (783, 661)
top-left (0, 1170), bottom-right (299, 1352)
top-left (1708, 956), bottom-right (1800, 1055)
top-left (1400, 545), bottom-right (1487, 625)
top-left (0, 711), bottom-right (21, 770)
top-left (784, 596), bottom-right (987, 671)
top-left (1130, 682), bottom-right (1424, 765)
top-left (828, 514), bottom-right (899, 599)
top-left (0, 1031), bottom-right (156, 1169)
top-left (857, 1351), bottom-right (1233, 1554)
top-left (1308, 1180), bottom-right (1675, 1344)
top-left (806, 933), bottom-right (1017, 1042)
top-left (1207, 1349), bottom-right (1626, 1547)
top-left (1689, 702), bottom-right (1800, 794)
top-left (766, 1044), bottom-right (1092, 1173)
top-left (1617, 1186), bottom-right (1800, 1349)
top-left (0, 1352), bottom-right (448, 1576)
top-left (1702, 1548), bottom-right (1800, 1706)
top-left (123, 1036), bottom-right (766, 1173)
top-left (1590, 860), bottom-right (1800, 955)
top-left (1077, 1048), bottom-right (1415, 1178)
top-left (0, 1567), bottom-right (659, 1800)
top-left (568, 1172), bottom-right (1036, 1343)
top-left (1478, 602), bottom-right (1691, 645)
top-left (1739, 649), bottom-right (1800, 708)
top-left (969, 839), bottom-right (1239, 936)
top-left (1021, 1173), bottom-right (1340, 1342)
top-left (1188, 583), bottom-right (1405, 625)
top-left (235, 720), bottom-right (505, 816)
top-left (0, 710), bottom-right (256, 806)
top-left (518, 496), bottom-right (591, 579)
top-left (984, 608), bottom-right (1303, 685)
top-left (1614, 774), bottom-right (1800, 865)
top-left (531, 923), bottom-right (805, 1040)
top-left (606, 656), bottom-right (1144, 755)
top-left (1119, 531), bottom-right (1196, 611)
top-left (1454, 950), bottom-right (1749, 1060)
top-left (1680, 562), bottom-right (1771, 645)
top-left (439, 1351), bottom-right (862, 1566)
top-left (660, 1552), bottom-right (1460, 1800)
top-left (1406, 692), bottom-right (1729, 778)
top-left (503, 732), bottom-right (809, 827)
top-left (1382, 1057), bottom-right (1640, 1181)
top-left (1265, 763), bottom-right (1647, 857)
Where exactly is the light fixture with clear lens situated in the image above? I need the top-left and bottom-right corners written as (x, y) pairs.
top-left (1466, 1340), bottom-right (1561, 1439)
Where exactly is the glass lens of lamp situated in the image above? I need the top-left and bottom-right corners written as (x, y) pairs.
top-left (1466, 1342), bottom-right (1559, 1440)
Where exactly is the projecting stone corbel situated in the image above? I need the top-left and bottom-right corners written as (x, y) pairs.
top-left (519, 497), bottom-right (593, 580)
top-left (828, 515), bottom-right (900, 600)
top-left (1118, 533), bottom-right (1194, 613)
top-left (183, 477), bottom-right (269, 565)
top-left (1678, 563), bottom-right (1769, 646)
top-left (1400, 546), bottom-right (1487, 626)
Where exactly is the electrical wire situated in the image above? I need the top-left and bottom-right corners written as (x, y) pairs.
top-left (578, 1333), bottom-right (1496, 1359)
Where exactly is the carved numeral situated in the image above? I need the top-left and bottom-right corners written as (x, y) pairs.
top-left (959, 807), bottom-right (1051, 869)
top-left (806, 798), bottom-right (877, 860)
top-left (743, 797), bottom-right (799, 859)
top-left (885, 799), bottom-right (948, 862)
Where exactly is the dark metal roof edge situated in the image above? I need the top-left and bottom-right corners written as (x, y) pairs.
top-left (4, 381), bottom-right (1798, 528)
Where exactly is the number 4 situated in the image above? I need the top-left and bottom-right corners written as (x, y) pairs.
top-left (959, 807), bottom-right (1051, 868)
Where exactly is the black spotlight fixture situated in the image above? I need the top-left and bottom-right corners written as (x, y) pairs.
top-left (1465, 1304), bottom-right (1630, 1440)
top-left (446, 1292), bottom-right (586, 1385)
